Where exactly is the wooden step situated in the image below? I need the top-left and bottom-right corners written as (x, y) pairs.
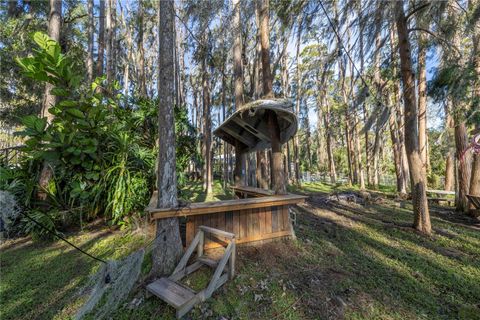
top-left (146, 278), bottom-right (195, 309)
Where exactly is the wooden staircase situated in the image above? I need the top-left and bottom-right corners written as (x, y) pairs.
top-left (147, 226), bottom-right (236, 319)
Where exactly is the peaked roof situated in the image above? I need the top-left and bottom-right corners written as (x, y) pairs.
top-left (213, 99), bottom-right (297, 152)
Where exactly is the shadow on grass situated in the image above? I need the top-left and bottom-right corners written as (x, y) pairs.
top-left (290, 204), bottom-right (480, 319)
top-left (0, 231), bottom-right (114, 320)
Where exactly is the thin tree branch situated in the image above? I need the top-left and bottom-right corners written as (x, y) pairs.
top-left (405, 2), bottom-right (431, 21)
top-left (407, 27), bottom-right (460, 54)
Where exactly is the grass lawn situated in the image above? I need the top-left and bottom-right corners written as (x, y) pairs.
top-left (1, 181), bottom-right (479, 319)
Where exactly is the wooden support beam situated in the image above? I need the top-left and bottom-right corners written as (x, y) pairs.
top-left (232, 117), bottom-right (271, 142)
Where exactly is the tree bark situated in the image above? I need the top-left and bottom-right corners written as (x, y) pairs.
top-left (455, 121), bottom-right (471, 212)
top-left (259, 0), bottom-right (284, 194)
top-left (153, 0), bottom-right (182, 276)
top-left (325, 101), bottom-right (336, 184)
top-left (259, 0), bottom-right (273, 98)
top-left (417, 32), bottom-right (428, 175)
top-left (232, 0), bottom-right (246, 187)
top-left (87, 0), bottom-right (94, 82)
top-left (137, 0), bottom-right (147, 97)
top-left (105, 0), bottom-right (113, 85)
top-left (41, 0), bottom-right (62, 123)
top-left (96, 0), bottom-right (105, 77)
top-left (395, 0), bottom-right (431, 234)
top-left (202, 56), bottom-right (212, 195)
top-left (37, 0), bottom-right (62, 201)
top-left (293, 13), bottom-right (304, 185)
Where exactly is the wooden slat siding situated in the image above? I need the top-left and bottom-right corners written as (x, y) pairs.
top-left (186, 217), bottom-right (194, 245)
top-left (202, 230), bottom-right (291, 249)
top-left (240, 209), bottom-right (248, 240)
top-left (218, 211), bottom-right (225, 235)
top-left (233, 210), bottom-right (240, 238)
top-left (281, 205), bottom-right (288, 231)
top-left (252, 208), bottom-right (260, 236)
top-left (247, 209), bottom-right (253, 239)
top-left (271, 206), bottom-right (279, 233)
top-left (225, 211), bottom-right (233, 234)
top-left (265, 206), bottom-right (272, 234)
top-left (259, 207), bottom-right (266, 235)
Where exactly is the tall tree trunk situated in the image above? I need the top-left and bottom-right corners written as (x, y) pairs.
top-left (232, 0), bottom-right (246, 187)
top-left (105, 0), bottom-right (113, 85)
top-left (325, 101), bottom-right (336, 183)
top-left (87, 0), bottom-right (94, 82)
top-left (357, 1), bottom-right (370, 186)
top-left (38, 0), bottom-right (62, 201)
top-left (152, 0), bottom-right (182, 276)
top-left (468, 0), bottom-right (480, 211)
top-left (255, 0), bottom-right (270, 189)
top-left (202, 57), bottom-right (213, 195)
top-left (395, 1), bottom-right (431, 234)
top-left (259, 0), bottom-right (273, 98)
top-left (137, 0), bottom-right (147, 97)
top-left (41, 0), bottom-right (62, 123)
top-left (455, 121), bottom-right (471, 212)
top-left (293, 13), bottom-right (304, 185)
top-left (444, 99), bottom-right (455, 191)
top-left (96, 0), bottom-right (105, 77)
top-left (259, 0), bottom-right (284, 194)
top-left (417, 32), bottom-right (428, 176)
top-left (389, 23), bottom-right (407, 194)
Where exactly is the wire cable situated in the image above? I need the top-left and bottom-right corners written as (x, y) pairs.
top-left (20, 211), bottom-right (107, 264)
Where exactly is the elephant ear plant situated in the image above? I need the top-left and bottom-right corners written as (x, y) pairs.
top-left (10, 32), bottom-right (156, 236)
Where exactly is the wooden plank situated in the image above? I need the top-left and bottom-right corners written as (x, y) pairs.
top-left (233, 211), bottom-right (240, 238)
top-left (202, 230), bottom-right (292, 249)
top-left (252, 208), bottom-right (260, 237)
top-left (186, 217), bottom-right (194, 245)
top-left (169, 261), bottom-right (203, 282)
top-left (225, 211), bottom-right (233, 234)
top-left (240, 209), bottom-right (248, 239)
top-left (247, 209), bottom-right (254, 238)
top-left (172, 231), bottom-right (202, 275)
top-left (146, 278), bottom-right (195, 309)
top-left (147, 194), bottom-right (308, 219)
top-left (199, 225), bottom-right (236, 239)
top-left (231, 186), bottom-right (274, 197)
top-left (205, 241), bottom-right (234, 297)
top-left (259, 207), bottom-right (266, 235)
top-left (218, 210), bottom-right (225, 233)
top-left (232, 116), bottom-right (272, 142)
top-left (281, 205), bottom-right (289, 231)
top-left (271, 206), bottom-right (279, 233)
top-left (265, 207), bottom-right (272, 234)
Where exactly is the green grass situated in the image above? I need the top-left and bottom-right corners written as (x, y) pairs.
top-left (1, 181), bottom-right (479, 319)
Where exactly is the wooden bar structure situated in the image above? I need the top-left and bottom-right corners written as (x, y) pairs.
top-left (147, 192), bottom-right (306, 249)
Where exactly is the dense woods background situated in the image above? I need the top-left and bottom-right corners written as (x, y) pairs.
top-left (1, 0), bottom-right (479, 239)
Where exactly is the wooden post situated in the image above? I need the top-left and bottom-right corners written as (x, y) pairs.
top-left (267, 110), bottom-right (286, 194)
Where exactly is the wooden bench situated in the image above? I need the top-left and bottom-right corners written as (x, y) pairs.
top-left (232, 186), bottom-right (273, 198)
top-left (426, 190), bottom-right (455, 206)
top-left (467, 194), bottom-right (480, 210)
top-left (147, 226), bottom-right (236, 319)
top-left (147, 194), bottom-right (306, 248)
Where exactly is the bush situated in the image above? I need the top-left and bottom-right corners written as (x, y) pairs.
top-left (8, 32), bottom-right (198, 234)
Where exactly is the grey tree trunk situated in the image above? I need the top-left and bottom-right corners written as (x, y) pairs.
top-left (259, 0), bottom-right (284, 194)
top-left (455, 121), bottom-right (471, 212)
top-left (395, 0), bottom-right (431, 234)
top-left (232, 0), bottom-right (246, 187)
top-left (87, 0), bottom-right (94, 82)
top-left (152, 0), bottom-right (182, 276)
top-left (41, 0), bottom-right (62, 123)
top-left (96, 0), bottom-right (105, 77)
top-left (38, 0), bottom-right (62, 201)
top-left (137, 0), bottom-right (147, 97)
top-left (105, 0), bottom-right (113, 85)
